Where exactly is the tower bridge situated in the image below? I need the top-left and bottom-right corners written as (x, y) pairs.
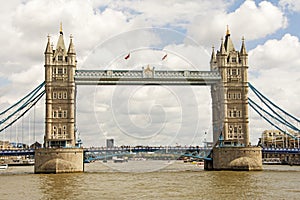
top-left (2, 25), bottom-right (265, 173)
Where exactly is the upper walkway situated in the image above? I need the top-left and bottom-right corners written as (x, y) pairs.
top-left (74, 68), bottom-right (221, 85)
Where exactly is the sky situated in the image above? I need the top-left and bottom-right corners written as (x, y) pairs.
top-left (0, 0), bottom-right (300, 147)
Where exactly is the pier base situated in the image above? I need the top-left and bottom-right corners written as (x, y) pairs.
top-left (204, 146), bottom-right (262, 171)
top-left (34, 148), bottom-right (84, 173)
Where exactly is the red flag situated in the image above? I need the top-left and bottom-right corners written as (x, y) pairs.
top-left (124, 53), bottom-right (130, 60)
top-left (162, 54), bottom-right (167, 60)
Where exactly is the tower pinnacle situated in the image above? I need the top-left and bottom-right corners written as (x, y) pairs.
top-left (226, 25), bottom-right (230, 36)
top-left (240, 36), bottom-right (247, 55)
top-left (60, 22), bottom-right (63, 35)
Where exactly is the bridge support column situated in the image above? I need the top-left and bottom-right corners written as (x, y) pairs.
top-left (34, 148), bottom-right (84, 173)
top-left (204, 146), bottom-right (262, 171)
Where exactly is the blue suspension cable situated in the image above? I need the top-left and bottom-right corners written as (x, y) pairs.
top-left (248, 82), bottom-right (300, 123)
top-left (0, 82), bottom-right (45, 116)
top-left (248, 97), bottom-right (300, 131)
top-left (0, 90), bottom-right (45, 133)
top-left (248, 100), bottom-right (299, 141)
top-left (0, 83), bottom-right (45, 124)
top-left (249, 83), bottom-right (299, 130)
top-left (248, 98), bottom-right (300, 132)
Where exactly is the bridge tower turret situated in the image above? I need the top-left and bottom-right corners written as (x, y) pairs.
top-left (211, 27), bottom-right (250, 146)
top-left (44, 24), bottom-right (77, 148)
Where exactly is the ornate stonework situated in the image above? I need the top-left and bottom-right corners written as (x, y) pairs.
top-left (211, 28), bottom-right (249, 146)
top-left (44, 27), bottom-right (77, 148)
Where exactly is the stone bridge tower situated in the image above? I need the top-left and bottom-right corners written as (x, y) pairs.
top-left (210, 27), bottom-right (249, 146)
top-left (35, 25), bottom-right (83, 174)
top-left (44, 25), bottom-right (77, 148)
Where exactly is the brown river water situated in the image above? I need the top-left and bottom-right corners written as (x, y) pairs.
top-left (0, 160), bottom-right (300, 200)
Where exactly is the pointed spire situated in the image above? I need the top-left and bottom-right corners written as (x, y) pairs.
top-left (60, 22), bottom-right (63, 35)
top-left (67, 34), bottom-right (76, 54)
top-left (220, 38), bottom-right (226, 54)
top-left (55, 23), bottom-right (66, 54)
top-left (45, 34), bottom-right (52, 54)
top-left (226, 25), bottom-right (230, 36)
top-left (210, 46), bottom-right (216, 62)
top-left (224, 25), bottom-right (235, 52)
top-left (240, 36), bottom-right (247, 55)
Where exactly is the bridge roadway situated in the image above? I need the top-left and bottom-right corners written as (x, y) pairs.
top-left (74, 69), bottom-right (221, 85)
top-left (2, 147), bottom-right (300, 156)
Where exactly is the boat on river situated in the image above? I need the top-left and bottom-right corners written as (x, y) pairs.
top-left (0, 164), bottom-right (8, 169)
top-left (262, 158), bottom-right (281, 165)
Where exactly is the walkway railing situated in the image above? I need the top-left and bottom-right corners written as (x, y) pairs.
top-left (74, 69), bottom-right (221, 85)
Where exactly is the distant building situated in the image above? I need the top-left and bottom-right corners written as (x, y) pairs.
top-left (0, 140), bottom-right (10, 149)
top-left (106, 139), bottom-right (114, 148)
top-left (261, 130), bottom-right (300, 148)
top-left (30, 141), bottom-right (42, 149)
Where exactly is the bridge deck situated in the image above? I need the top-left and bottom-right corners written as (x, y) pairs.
top-left (74, 69), bottom-right (221, 85)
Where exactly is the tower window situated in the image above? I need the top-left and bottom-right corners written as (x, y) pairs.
top-left (232, 69), bottom-right (237, 75)
top-left (58, 68), bottom-right (63, 74)
top-left (58, 56), bottom-right (63, 61)
top-left (53, 92), bottom-right (57, 99)
top-left (232, 57), bottom-right (236, 62)
top-left (63, 92), bottom-right (67, 99)
top-left (63, 111), bottom-right (67, 118)
top-left (58, 111), bottom-right (62, 118)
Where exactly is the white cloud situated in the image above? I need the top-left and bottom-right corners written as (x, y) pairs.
top-left (187, 0), bottom-right (287, 47)
top-left (249, 34), bottom-right (300, 71)
top-left (248, 34), bottom-right (300, 143)
top-left (105, 0), bottom-right (230, 28)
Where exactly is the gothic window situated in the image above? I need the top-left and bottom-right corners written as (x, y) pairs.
top-left (58, 111), bottom-right (62, 118)
top-left (232, 69), bottom-right (237, 75)
top-left (58, 56), bottom-right (63, 61)
top-left (232, 57), bottom-right (236, 62)
top-left (234, 127), bottom-right (238, 134)
top-left (233, 110), bottom-right (237, 117)
top-left (227, 92), bottom-right (231, 99)
top-left (237, 111), bottom-right (241, 117)
top-left (63, 92), bottom-right (67, 99)
top-left (229, 125), bottom-right (233, 134)
top-left (63, 68), bottom-right (67, 74)
top-left (58, 92), bottom-right (62, 99)
top-left (63, 111), bottom-right (67, 118)
top-left (239, 127), bottom-right (243, 134)
top-left (58, 68), bottom-right (63, 74)
top-left (53, 111), bottom-right (57, 118)
top-left (53, 92), bottom-right (57, 99)
top-left (233, 93), bottom-right (236, 99)
top-left (53, 126), bottom-right (57, 135)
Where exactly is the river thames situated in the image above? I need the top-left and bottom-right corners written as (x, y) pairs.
top-left (1, 160), bottom-right (300, 200)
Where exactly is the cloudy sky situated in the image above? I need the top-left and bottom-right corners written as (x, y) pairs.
top-left (0, 0), bottom-right (299, 147)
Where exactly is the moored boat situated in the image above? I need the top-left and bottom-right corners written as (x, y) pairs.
top-left (0, 164), bottom-right (8, 169)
